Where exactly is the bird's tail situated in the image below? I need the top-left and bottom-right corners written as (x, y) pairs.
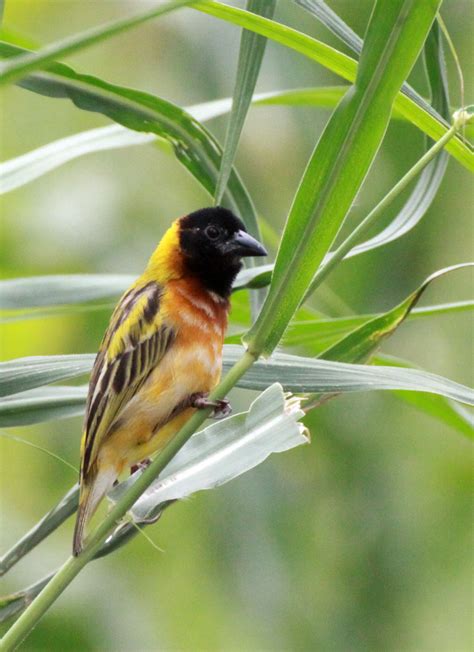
top-left (73, 468), bottom-right (115, 556)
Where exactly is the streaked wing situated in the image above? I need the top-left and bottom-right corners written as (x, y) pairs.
top-left (81, 281), bottom-right (175, 476)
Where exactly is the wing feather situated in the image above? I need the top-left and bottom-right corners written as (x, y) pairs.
top-left (81, 281), bottom-right (175, 476)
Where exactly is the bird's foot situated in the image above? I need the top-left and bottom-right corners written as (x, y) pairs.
top-left (190, 393), bottom-right (232, 419)
top-left (130, 458), bottom-right (151, 475)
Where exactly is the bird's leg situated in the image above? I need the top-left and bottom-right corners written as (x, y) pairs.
top-left (190, 392), bottom-right (232, 419)
top-left (130, 458), bottom-right (152, 475)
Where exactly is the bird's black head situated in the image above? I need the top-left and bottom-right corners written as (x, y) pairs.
top-left (179, 207), bottom-right (267, 298)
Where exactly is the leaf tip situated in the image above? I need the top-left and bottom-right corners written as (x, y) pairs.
top-left (283, 392), bottom-right (311, 443)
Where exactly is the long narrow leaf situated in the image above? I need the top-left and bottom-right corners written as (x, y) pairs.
top-left (109, 383), bottom-right (308, 521)
top-left (215, 0), bottom-right (276, 204)
top-left (0, 355), bottom-right (95, 397)
top-left (295, 0), bottom-right (447, 128)
top-left (224, 298), bottom-right (474, 349)
top-left (1, 347), bottom-right (473, 428)
top-left (0, 42), bottom-right (260, 240)
top-left (307, 264), bottom-right (474, 439)
top-left (0, 0), bottom-right (194, 86)
top-left (277, 299), bottom-right (474, 355)
top-left (0, 86), bottom-right (401, 196)
top-left (215, 0), bottom-right (276, 321)
top-left (0, 386), bottom-right (87, 427)
top-left (0, 266), bottom-right (272, 313)
top-left (374, 354), bottom-right (474, 438)
top-left (1, 8), bottom-right (472, 172)
top-left (0, 125), bottom-right (155, 194)
top-left (320, 264), bottom-right (473, 363)
top-left (0, 486), bottom-right (79, 576)
top-left (194, 1), bottom-right (473, 172)
top-left (345, 21), bottom-right (450, 260)
top-left (0, 275), bottom-right (135, 310)
top-left (222, 346), bottom-right (474, 405)
top-left (245, 0), bottom-right (443, 355)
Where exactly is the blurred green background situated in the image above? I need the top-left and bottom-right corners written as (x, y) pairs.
top-left (1, 1), bottom-right (473, 650)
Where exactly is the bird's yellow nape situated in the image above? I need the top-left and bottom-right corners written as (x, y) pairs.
top-left (144, 220), bottom-right (185, 283)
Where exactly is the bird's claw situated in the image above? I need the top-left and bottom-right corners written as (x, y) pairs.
top-left (191, 393), bottom-right (232, 419)
top-left (130, 458), bottom-right (151, 475)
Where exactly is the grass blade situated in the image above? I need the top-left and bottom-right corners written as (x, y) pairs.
top-left (0, 125), bottom-right (155, 194)
top-left (0, 576), bottom-right (53, 625)
top-left (110, 383), bottom-right (308, 521)
top-left (303, 263), bottom-right (474, 437)
top-left (0, 275), bottom-right (135, 310)
top-left (280, 300), bottom-right (474, 355)
top-left (0, 266), bottom-right (272, 317)
top-left (0, 355), bottom-right (95, 397)
top-left (345, 21), bottom-right (450, 260)
top-left (320, 264), bottom-right (473, 363)
top-left (0, 88), bottom-right (354, 195)
top-left (1, 4), bottom-right (471, 170)
top-left (374, 354), bottom-right (474, 438)
top-left (245, 0), bottom-right (442, 356)
top-left (0, 42), bottom-right (260, 240)
top-left (214, 0), bottom-right (276, 204)
top-left (0, 386), bottom-right (87, 427)
top-left (194, 1), bottom-right (473, 172)
top-left (0, 486), bottom-right (79, 577)
top-left (295, 0), bottom-right (448, 129)
top-left (1, 347), bottom-right (472, 429)
top-left (0, 0), bottom-right (194, 86)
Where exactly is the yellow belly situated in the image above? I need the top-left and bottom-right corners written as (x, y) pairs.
top-left (96, 342), bottom-right (221, 474)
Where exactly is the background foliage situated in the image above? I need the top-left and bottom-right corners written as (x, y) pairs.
top-left (0, 1), bottom-right (473, 650)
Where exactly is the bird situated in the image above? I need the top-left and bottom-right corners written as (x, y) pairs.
top-left (72, 206), bottom-right (267, 555)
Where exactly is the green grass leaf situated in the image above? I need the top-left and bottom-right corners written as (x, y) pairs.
top-left (0, 275), bottom-right (135, 310)
top-left (213, 0), bottom-right (276, 317)
top-left (343, 21), bottom-right (450, 261)
top-left (0, 266), bottom-right (272, 316)
top-left (320, 264), bottom-right (473, 363)
top-left (0, 1), bottom-right (471, 170)
top-left (374, 354), bottom-right (474, 439)
top-left (0, 386), bottom-right (87, 427)
top-left (214, 0), bottom-right (276, 204)
top-left (0, 485), bottom-right (79, 577)
top-left (281, 300), bottom-right (474, 355)
top-left (245, 0), bottom-right (443, 356)
top-left (0, 90), bottom-right (338, 195)
top-left (0, 124), bottom-right (155, 195)
top-left (222, 346), bottom-right (474, 405)
top-left (295, 0), bottom-right (448, 129)
top-left (301, 263), bottom-right (474, 438)
top-left (1, 346), bottom-right (473, 427)
top-left (194, 0), bottom-right (473, 172)
top-left (110, 383), bottom-right (308, 522)
top-left (0, 84), bottom-right (453, 196)
top-left (0, 0), bottom-right (194, 86)
top-left (0, 42), bottom-right (260, 240)
top-left (0, 355), bottom-right (95, 397)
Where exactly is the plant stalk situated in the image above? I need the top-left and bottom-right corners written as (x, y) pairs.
top-left (0, 350), bottom-right (257, 651)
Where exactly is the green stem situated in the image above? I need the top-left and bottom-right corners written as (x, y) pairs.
top-left (0, 351), bottom-right (256, 652)
top-left (303, 121), bottom-right (460, 299)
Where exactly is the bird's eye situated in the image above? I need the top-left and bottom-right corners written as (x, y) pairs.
top-left (205, 225), bottom-right (220, 240)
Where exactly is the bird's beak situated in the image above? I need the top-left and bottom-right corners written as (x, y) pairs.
top-left (229, 230), bottom-right (267, 257)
